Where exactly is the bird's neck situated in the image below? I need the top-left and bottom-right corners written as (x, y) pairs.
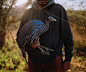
top-left (46, 20), bottom-right (49, 26)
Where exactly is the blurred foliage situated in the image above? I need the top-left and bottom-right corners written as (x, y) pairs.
top-left (67, 10), bottom-right (86, 37)
top-left (0, 0), bottom-right (35, 48)
top-left (0, 0), bottom-right (17, 48)
top-left (0, 39), bottom-right (28, 72)
top-left (74, 41), bottom-right (86, 49)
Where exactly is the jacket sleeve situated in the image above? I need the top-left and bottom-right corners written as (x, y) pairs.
top-left (60, 7), bottom-right (74, 62)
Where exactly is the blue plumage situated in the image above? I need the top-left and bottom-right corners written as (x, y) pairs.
top-left (29, 20), bottom-right (47, 43)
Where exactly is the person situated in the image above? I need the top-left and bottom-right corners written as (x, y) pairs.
top-left (16, 0), bottom-right (74, 72)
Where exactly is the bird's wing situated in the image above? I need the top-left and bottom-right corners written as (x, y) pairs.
top-left (18, 20), bottom-right (48, 47)
top-left (18, 22), bottom-right (33, 48)
top-left (29, 20), bottom-right (46, 43)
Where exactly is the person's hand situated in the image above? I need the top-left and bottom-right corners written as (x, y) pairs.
top-left (31, 38), bottom-right (40, 49)
top-left (61, 61), bottom-right (70, 71)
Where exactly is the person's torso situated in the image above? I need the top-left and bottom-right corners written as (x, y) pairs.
top-left (25, 4), bottom-right (63, 64)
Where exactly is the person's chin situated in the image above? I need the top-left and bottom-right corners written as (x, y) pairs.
top-left (38, 2), bottom-right (48, 6)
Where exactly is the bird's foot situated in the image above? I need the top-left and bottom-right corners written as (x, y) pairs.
top-left (38, 47), bottom-right (50, 55)
top-left (38, 45), bottom-right (55, 55)
top-left (40, 45), bottom-right (55, 52)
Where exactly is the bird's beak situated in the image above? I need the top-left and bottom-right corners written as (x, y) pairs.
top-left (53, 18), bottom-right (57, 21)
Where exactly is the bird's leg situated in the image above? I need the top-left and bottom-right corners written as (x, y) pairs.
top-left (38, 47), bottom-right (50, 55)
top-left (31, 37), bottom-right (55, 55)
top-left (31, 37), bottom-right (40, 49)
top-left (40, 45), bottom-right (55, 52)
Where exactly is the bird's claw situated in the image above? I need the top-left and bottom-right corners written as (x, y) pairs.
top-left (38, 45), bottom-right (55, 55)
top-left (41, 51), bottom-right (50, 55)
top-left (38, 47), bottom-right (50, 55)
top-left (40, 45), bottom-right (55, 52)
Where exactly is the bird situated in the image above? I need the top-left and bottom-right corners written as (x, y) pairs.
top-left (18, 16), bottom-right (56, 63)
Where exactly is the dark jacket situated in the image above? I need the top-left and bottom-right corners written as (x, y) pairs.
top-left (16, 1), bottom-right (74, 64)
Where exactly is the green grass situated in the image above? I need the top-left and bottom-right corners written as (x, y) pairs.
top-left (0, 39), bottom-right (28, 72)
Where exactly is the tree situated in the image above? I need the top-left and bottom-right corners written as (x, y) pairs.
top-left (0, 0), bottom-right (16, 49)
top-left (0, 0), bottom-right (35, 49)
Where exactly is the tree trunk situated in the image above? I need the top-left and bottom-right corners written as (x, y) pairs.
top-left (0, 17), bottom-right (6, 49)
top-left (0, 0), bottom-right (16, 49)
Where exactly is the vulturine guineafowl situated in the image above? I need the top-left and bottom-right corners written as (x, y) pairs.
top-left (18, 16), bottom-right (56, 63)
